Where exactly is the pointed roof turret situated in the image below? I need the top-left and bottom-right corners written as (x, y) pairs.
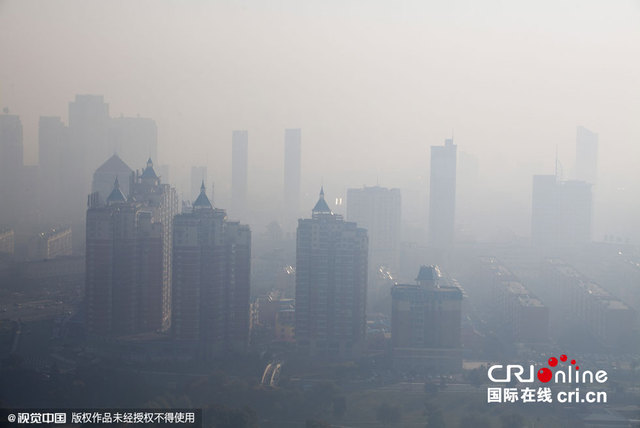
top-left (106, 177), bottom-right (127, 204)
top-left (312, 186), bottom-right (332, 214)
top-left (193, 180), bottom-right (212, 209)
top-left (140, 157), bottom-right (158, 180)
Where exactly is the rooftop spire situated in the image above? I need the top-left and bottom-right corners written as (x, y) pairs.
top-left (140, 157), bottom-right (158, 180)
top-left (106, 177), bottom-right (127, 204)
top-left (312, 186), bottom-right (332, 214)
top-left (193, 180), bottom-right (212, 209)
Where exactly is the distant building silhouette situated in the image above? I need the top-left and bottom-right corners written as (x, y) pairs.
top-left (576, 126), bottom-right (598, 185)
top-left (231, 130), bottom-right (248, 218)
top-left (347, 185), bottom-right (401, 273)
top-left (283, 129), bottom-right (301, 228)
top-left (478, 257), bottom-right (548, 344)
top-left (428, 138), bottom-right (456, 248)
top-left (0, 228), bottom-right (15, 255)
top-left (92, 154), bottom-right (134, 205)
top-left (391, 265), bottom-right (463, 373)
top-left (38, 116), bottom-right (68, 219)
top-left (27, 226), bottom-right (72, 260)
top-left (532, 175), bottom-right (592, 246)
top-left (0, 113), bottom-right (24, 226)
top-left (295, 188), bottom-right (368, 359)
top-left (172, 182), bottom-right (251, 358)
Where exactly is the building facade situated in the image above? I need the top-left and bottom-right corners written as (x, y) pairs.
top-left (428, 138), bottom-right (457, 249)
top-left (295, 188), bottom-right (368, 359)
top-left (391, 265), bottom-right (463, 373)
top-left (172, 183), bottom-right (251, 357)
top-left (346, 185), bottom-right (401, 274)
top-left (283, 129), bottom-right (301, 229)
top-left (85, 178), bottom-right (163, 336)
top-left (231, 130), bottom-right (248, 218)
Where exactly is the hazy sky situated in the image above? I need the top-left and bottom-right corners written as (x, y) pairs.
top-left (1, 0), bottom-right (639, 236)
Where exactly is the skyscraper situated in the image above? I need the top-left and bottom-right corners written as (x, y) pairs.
top-left (531, 175), bottom-right (592, 246)
top-left (295, 188), bottom-right (368, 359)
top-left (85, 179), bottom-right (163, 336)
top-left (172, 183), bottom-right (251, 357)
top-left (130, 158), bottom-right (179, 331)
top-left (576, 126), bottom-right (598, 185)
top-left (346, 185), bottom-right (401, 273)
top-left (428, 138), bottom-right (456, 248)
top-left (284, 129), bottom-right (301, 228)
top-left (68, 95), bottom-right (110, 226)
top-left (231, 130), bottom-right (248, 218)
top-left (0, 113), bottom-right (24, 226)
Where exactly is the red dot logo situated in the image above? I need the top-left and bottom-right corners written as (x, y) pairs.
top-left (548, 357), bottom-right (558, 367)
top-left (560, 354), bottom-right (567, 362)
top-left (537, 367), bottom-right (553, 383)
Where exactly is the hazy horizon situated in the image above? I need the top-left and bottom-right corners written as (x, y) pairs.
top-left (1, 0), bottom-right (639, 240)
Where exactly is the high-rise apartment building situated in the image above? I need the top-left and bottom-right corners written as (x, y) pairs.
top-left (576, 126), bottom-right (598, 185)
top-left (231, 130), bottom-right (248, 218)
top-left (284, 129), bottom-right (301, 228)
top-left (295, 188), bottom-right (368, 359)
top-left (391, 265), bottom-right (463, 372)
top-left (0, 113), bottom-right (24, 226)
top-left (346, 186), bottom-right (401, 273)
top-left (172, 183), bottom-right (251, 357)
top-left (130, 158), bottom-right (179, 331)
top-left (85, 179), bottom-right (163, 336)
top-left (428, 138), bottom-right (457, 248)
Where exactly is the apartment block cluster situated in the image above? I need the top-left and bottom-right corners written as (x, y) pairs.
top-left (542, 259), bottom-right (636, 349)
top-left (479, 257), bottom-right (549, 344)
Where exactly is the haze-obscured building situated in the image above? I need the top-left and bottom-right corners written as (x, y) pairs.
top-left (391, 265), bottom-right (463, 373)
top-left (532, 175), bottom-right (592, 246)
top-left (542, 259), bottom-right (635, 350)
top-left (27, 226), bottom-right (73, 260)
top-left (347, 185), bottom-right (401, 274)
top-left (479, 257), bottom-right (548, 343)
top-left (283, 129), bottom-right (301, 229)
top-left (172, 183), bottom-right (251, 358)
top-left (0, 113), bottom-right (24, 226)
top-left (428, 138), bottom-right (457, 249)
top-left (0, 229), bottom-right (15, 255)
top-left (231, 130), bottom-right (248, 219)
top-left (295, 188), bottom-right (368, 359)
top-left (576, 126), bottom-right (598, 185)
